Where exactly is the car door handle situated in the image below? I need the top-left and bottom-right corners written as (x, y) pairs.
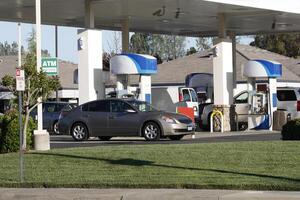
top-left (109, 116), bottom-right (115, 119)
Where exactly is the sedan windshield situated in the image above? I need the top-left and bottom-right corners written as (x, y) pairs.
top-left (128, 101), bottom-right (157, 112)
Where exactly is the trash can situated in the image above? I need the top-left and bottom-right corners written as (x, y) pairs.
top-left (273, 110), bottom-right (288, 131)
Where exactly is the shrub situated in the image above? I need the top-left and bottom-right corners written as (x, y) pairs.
top-left (0, 114), bottom-right (3, 133)
top-left (281, 119), bottom-right (300, 140)
top-left (0, 110), bottom-right (37, 153)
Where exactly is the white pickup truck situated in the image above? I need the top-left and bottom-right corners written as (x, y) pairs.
top-left (152, 86), bottom-right (199, 119)
top-left (200, 87), bottom-right (300, 130)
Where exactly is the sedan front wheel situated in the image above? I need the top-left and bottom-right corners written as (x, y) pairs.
top-left (53, 121), bottom-right (59, 135)
top-left (71, 122), bottom-right (88, 141)
top-left (143, 122), bottom-right (160, 141)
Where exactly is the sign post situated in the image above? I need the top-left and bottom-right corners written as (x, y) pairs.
top-left (16, 68), bottom-right (25, 183)
top-left (41, 57), bottom-right (58, 76)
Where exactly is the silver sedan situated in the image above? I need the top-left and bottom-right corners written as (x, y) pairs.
top-left (58, 99), bottom-right (195, 141)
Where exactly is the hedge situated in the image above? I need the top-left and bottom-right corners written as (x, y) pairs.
top-left (0, 110), bottom-right (36, 153)
top-left (281, 118), bottom-right (300, 140)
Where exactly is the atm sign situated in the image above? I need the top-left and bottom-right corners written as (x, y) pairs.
top-left (42, 57), bottom-right (58, 76)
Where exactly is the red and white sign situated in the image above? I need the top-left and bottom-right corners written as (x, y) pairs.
top-left (16, 69), bottom-right (25, 91)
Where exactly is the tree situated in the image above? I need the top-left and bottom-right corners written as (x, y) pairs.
top-left (1, 28), bottom-right (59, 150)
top-left (196, 37), bottom-right (213, 51)
top-left (130, 33), bottom-right (186, 61)
top-left (186, 47), bottom-right (197, 56)
top-left (1, 53), bottom-right (60, 150)
top-left (107, 31), bottom-right (122, 55)
top-left (130, 33), bottom-right (151, 54)
top-left (0, 41), bottom-right (22, 56)
top-left (160, 35), bottom-right (186, 60)
top-left (102, 52), bottom-right (111, 71)
top-left (250, 33), bottom-right (300, 58)
top-left (27, 28), bottom-right (51, 57)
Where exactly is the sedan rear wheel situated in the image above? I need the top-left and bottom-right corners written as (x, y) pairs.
top-left (71, 122), bottom-right (88, 141)
top-left (143, 122), bottom-right (160, 141)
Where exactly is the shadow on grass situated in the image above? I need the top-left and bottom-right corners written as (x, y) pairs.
top-left (32, 152), bottom-right (300, 184)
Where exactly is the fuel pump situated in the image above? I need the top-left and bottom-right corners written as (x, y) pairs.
top-left (243, 60), bottom-right (282, 130)
top-left (249, 91), bottom-right (267, 115)
top-left (110, 54), bottom-right (157, 103)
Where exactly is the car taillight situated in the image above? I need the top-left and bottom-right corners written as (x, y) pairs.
top-left (297, 101), bottom-right (300, 111)
top-left (179, 94), bottom-right (183, 102)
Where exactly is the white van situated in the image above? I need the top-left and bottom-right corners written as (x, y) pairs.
top-left (151, 86), bottom-right (199, 119)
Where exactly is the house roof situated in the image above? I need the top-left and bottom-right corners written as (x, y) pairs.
top-left (0, 55), bottom-right (78, 89)
top-left (129, 44), bottom-right (300, 85)
top-left (1, 44), bottom-right (299, 90)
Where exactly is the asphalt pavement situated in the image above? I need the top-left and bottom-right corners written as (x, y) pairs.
top-left (50, 130), bottom-right (282, 149)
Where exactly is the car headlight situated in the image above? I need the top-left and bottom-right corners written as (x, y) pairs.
top-left (162, 116), bottom-right (177, 124)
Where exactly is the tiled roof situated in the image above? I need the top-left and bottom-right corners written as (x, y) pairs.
top-left (1, 44), bottom-right (299, 90)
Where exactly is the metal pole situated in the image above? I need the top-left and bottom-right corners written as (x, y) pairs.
top-left (121, 19), bottom-right (130, 90)
top-left (36, 0), bottom-right (43, 131)
top-left (55, 25), bottom-right (59, 101)
top-left (231, 32), bottom-right (237, 89)
top-left (18, 91), bottom-right (23, 182)
top-left (18, 22), bottom-right (24, 183)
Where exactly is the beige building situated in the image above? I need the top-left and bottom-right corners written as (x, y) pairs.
top-left (1, 44), bottom-right (300, 112)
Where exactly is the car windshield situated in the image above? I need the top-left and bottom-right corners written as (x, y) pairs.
top-left (128, 101), bottom-right (157, 112)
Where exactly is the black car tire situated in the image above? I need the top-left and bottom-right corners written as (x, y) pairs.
top-left (53, 121), bottom-right (60, 135)
top-left (143, 122), bottom-right (161, 141)
top-left (238, 123), bottom-right (248, 131)
top-left (98, 136), bottom-right (112, 141)
top-left (168, 135), bottom-right (184, 140)
top-left (71, 122), bottom-right (88, 141)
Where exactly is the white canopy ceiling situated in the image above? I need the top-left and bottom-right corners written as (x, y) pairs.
top-left (0, 0), bottom-right (300, 36)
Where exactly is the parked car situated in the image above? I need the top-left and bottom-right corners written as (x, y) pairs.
top-left (31, 102), bottom-right (77, 134)
top-left (58, 99), bottom-right (195, 141)
top-left (200, 87), bottom-right (300, 130)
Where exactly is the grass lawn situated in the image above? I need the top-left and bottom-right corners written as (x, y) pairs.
top-left (0, 141), bottom-right (299, 190)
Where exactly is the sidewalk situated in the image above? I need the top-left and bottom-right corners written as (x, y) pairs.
top-left (0, 188), bottom-right (299, 200)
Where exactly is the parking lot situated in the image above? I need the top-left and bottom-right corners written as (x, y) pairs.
top-left (50, 131), bottom-right (282, 149)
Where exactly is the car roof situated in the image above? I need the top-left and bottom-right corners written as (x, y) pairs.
top-left (44, 102), bottom-right (75, 105)
top-left (125, 99), bottom-right (146, 104)
top-left (82, 98), bottom-right (146, 104)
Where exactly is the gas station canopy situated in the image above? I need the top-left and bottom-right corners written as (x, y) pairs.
top-left (0, 0), bottom-right (300, 36)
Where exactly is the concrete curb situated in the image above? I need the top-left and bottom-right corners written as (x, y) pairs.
top-left (0, 188), bottom-right (299, 200)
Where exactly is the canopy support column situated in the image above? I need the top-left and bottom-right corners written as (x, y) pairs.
top-left (117, 18), bottom-right (130, 93)
top-left (212, 13), bottom-right (235, 131)
top-left (78, 0), bottom-right (104, 105)
top-left (229, 32), bottom-right (237, 90)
